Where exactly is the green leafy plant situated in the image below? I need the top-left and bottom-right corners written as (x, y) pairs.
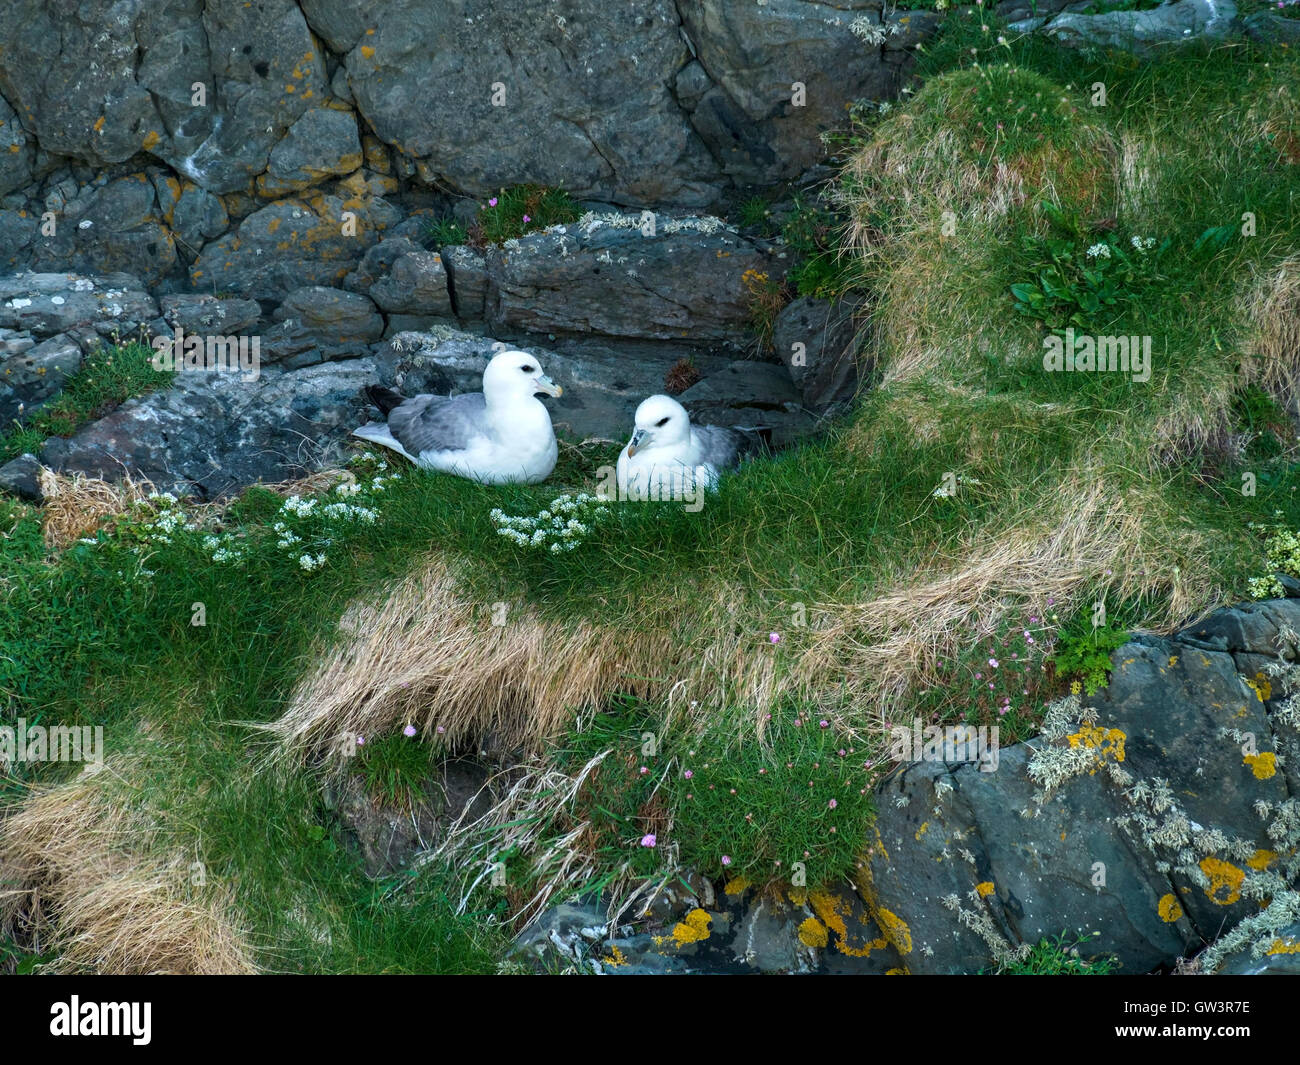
top-left (1010, 201), bottom-right (1169, 332)
top-left (737, 195), bottom-right (775, 233)
top-left (781, 195), bottom-right (857, 299)
top-left (1050, 609), bottom-right (1130, 696)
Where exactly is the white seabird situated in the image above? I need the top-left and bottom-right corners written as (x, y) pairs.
top-left (352, 349), bottom-right (563, 484)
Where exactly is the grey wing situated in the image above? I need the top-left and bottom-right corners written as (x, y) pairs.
top-left (388, 392), bottom-right (487, 454)
top-left (694, 424), bottom-right (771, 469)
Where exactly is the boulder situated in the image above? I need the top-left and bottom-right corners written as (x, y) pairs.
top-left (484, 212), bottom-right (776, 343)
top-left (274, 286), bottom-right (384, 345)
top-left (321, 0), bottom-right (720, 206)
top-left (0, 334), bottom-right (83, 424)
top-left (159, 293), bottom-right (261, 336)
top-left (772, 296), bottom-right (864, 413)
top-left (257, 107), bottom-right (364, 197)
top-left (369, 249), bottom-right (452, 317)
top-left (0, 452), bottom-right (43, 501)
top-left (0, 273), bottom-right (157, 337)
top-left (191, 194), bottom-right (400, 301)
top-left (1008, 0), bottom-right (1237, 52)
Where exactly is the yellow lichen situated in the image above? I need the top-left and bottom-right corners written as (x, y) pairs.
top-left (1244, 751), bottom-right (1277, 780)
top-left (1245, 672), bottom-right (1272, 702)
top-left (661, 907), bottom-right (712, 947)
top-left (1247, 849), bottom-right (1279, 871)
top-left (1266, 937), bottom-right (1300, 955)
top-left (1066, 724), bottom-right (1126, 771)
top-left (1157, 893), bottom-right (1183, 922)
top-left (798, 917), bottom-right (829, 948)
top-left (723, 876), bottom-right (749, 896)
top-left (876, 907), bottom-right (913, 955)
top-left (1199, 856), bottom-right (1245, 906)
top-left (975, 881), bottom-right (995, 899)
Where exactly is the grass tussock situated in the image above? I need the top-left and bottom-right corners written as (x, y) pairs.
top-left (1242, 254), bottom-right (1300, 417)
top-left (0, 760), bottom-right (256, 975)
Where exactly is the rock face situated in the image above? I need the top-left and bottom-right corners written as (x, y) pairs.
top-left (517, 596), bottom-right (1300, 974)
top-left (482, 213), bottom-right (777, 343)
top-left (1009, 0), bottom-right (1238, 52)
top-left (771, 296), bottom-right (863, 413)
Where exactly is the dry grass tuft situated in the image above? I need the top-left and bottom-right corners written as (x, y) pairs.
top-left (0, 762), bottom-right (256, 974)
top-left (1241, 254), bottom-right (1300, 418)
top-left (38, 469), bottom-right (156, 550)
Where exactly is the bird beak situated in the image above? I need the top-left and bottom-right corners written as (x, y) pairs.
top-left (626, 428), bottom-right (647, 458)
top-left (536, 374), bottom-right (562, 398)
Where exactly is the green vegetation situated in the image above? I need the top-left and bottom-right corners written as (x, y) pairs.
top-left (996, 932), bottom-right (1117, 975)
top-left (470, 184), bottom-right (583, 246)
top-left (0, 339), bottom-right (172, 463)
top-left (4, 23), bottom-right (1300, 973)
top-left (424, 214), bottom-right (469, 248)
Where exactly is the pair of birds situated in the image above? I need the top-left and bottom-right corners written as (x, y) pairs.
top-left (353, 349), bottom-right (764, 491)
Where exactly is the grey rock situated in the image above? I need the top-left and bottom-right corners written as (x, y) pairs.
top-left (171, 185), bottom-right (230, 250)
top-left (192, 195), bottom-right (400, 301)
top-left (29, 174), bottom-right (176, 285)
top-left (274, 286), bottom-right (384, 345)
top-left (1009, 0), bottom-right (1238, 53)
top-left (1214, 922), bottom-right (1300, 974)
top-left (0, 273), bottom-right (157, 337)
top-left (1243, 12), bottom-right (1300, 45)
top-left (0, 334), bottom-right (83, 424)
top-left (159, 293), bottom-right (261, 335)
top-left (772, 296), bottom-right (864, 412)
top-left (0, 92), bottom-right (35, 198)
top-left (324, 758), bottom-right (492, 878)
top-left (442, 245), bottom-right (489, 321)
top-left (327, 0), bottom-right (720, 206)
top-left (676, 360), bottom-right (813, 445)
top-left (258, 107), bottom-right (364, 197)
top-left (0, 453), bottom-right (44, 501)
top-left (679, 2), bottom-right (937, 184)
top-left (0, 0), bottom-right (328, 194)
top-left (484, 213), bottom-right (775, 343)
top-left (39, 356), bottom-right (386, 499)
top-left (369, 249), bottom-right (453, 317)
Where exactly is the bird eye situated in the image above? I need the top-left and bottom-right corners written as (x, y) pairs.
top-left (655, 417), bottom-right (669, 427)
top-left (521, 365), bottom-right (536, 373)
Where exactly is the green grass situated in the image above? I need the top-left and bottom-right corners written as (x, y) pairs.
top-left (471, 184), bottom-right (582, 246)
top-left (0, 339), bottom-right (173, 463)
top-left (353, 730), bottom-right (435, 809)
top-left (995, 932), bottom-right (1117, 975)
top-left (424, 215), bottom-right (469, 248)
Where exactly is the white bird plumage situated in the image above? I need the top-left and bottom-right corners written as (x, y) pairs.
top-left (352, 349), bottom-right (563, 484)
top-left (615, 394), bottom-right (765, 499)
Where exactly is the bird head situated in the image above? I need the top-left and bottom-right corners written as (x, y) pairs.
top-left (626, 394), bottom-right (690, 457)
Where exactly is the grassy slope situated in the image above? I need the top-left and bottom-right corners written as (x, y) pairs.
top-left (3, 25), bottom-right (1300, 972)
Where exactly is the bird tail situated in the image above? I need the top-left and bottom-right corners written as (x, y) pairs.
top-left (364, 384), bottom-right (406, 415)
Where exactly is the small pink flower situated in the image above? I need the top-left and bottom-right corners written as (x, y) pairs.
top-left (759, 768), bottom-right (767, 774)
top-left (639, 766), bottom-right (648, 775)
top-left (819, 719), bottom-right (829, 729)
top-left (975, 672), bottom-right (983, 680)
top-left (522, 214), bottom-right (531, 223)
top-left (640, 834), bottom-right (656, 848)
top-left (403, 724), bottom-right (417, 738)
top-left (721, 855), bottom-right (732, 866)
top-left (769, 632), bottom-right (781, 644)
top-left (989, 658), bottom-right (999, 668)
top-left (684, 769), bottom-right (693, 779)
top-left (436, 725), bottom-right (445, 734)
top-left (838, 749), bottom-right (847, 757)
top-left (828, 798), bottom-right (838, 809)
top-left (793, 718), bottom-right (802, 727)
top-left (356, 735), bottom-right (365, 746)
top-left (487, 197), bottom-right (498, 207)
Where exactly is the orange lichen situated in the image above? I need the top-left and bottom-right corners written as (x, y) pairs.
top-left (798, 917), bottom-right (829, 948)
top-left (1157, 894), bottom-right (1183, 922)
top-left (1244, 672), bottom-right (1272, 702)
top-left (1199, 857), bottom-right (1245, 906)
top-left (1247, 849), bottom-right (1278, 872)
top-left (1244, 751), bottom-right (1277, 780)
top-left (1066, 724), bottom-right (1126, 771)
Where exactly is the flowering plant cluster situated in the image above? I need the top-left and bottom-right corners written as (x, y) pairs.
top-left (1247, 521), bottom-right (1300, 600)
top-left (490, 493), bottom-right (611, 554)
